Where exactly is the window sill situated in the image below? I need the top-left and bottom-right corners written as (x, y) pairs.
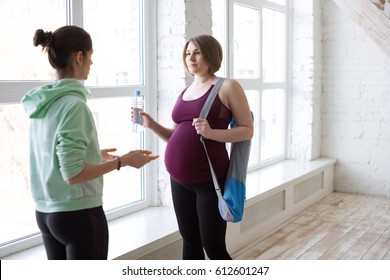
top-left (246, 157), bottom-right (337, 202)
top-left (3, 158), bottom-right (336, 260)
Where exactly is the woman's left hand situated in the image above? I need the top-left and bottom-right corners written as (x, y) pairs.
top-left (101, 148), bottom-right (118, 162)
top-left (192, 118), bottom-right (212, 138)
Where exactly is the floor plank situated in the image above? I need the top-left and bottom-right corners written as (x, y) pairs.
top-left (233, 192), bottom-right (390, 260)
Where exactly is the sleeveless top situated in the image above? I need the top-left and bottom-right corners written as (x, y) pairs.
top-left (165, 85), bottom-right (232, 184)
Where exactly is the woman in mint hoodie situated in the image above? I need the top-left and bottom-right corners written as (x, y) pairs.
top-left (21, 26), bottom-right (158, 260)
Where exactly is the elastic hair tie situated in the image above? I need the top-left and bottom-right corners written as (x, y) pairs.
top-left (44, 32), bottom-right (53, 44)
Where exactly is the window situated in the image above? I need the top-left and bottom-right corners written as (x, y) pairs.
top-left (212, 0), bottom-right (289, 169)
top-left (83, 0), bottom-right (143, 87)
top-left (0, 0), bottom-right (66, 81)
top-left (0, 0), bottom-right (155, 257)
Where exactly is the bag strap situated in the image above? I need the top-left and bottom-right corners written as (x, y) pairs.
top-left (199, 77), bottom-right (225, 119)
top-left (199, 77), bottom-right (225, 198)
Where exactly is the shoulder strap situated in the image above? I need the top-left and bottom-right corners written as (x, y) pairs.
top-left (199, 77), bottom-right (225, 198)
top-left (199, 77), bottom-right (225, 119)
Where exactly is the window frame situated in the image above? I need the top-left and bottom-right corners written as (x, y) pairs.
top-left (0, 0), bottom-right (157, 257)
top-left (222, 0), bottom-right (291, 171)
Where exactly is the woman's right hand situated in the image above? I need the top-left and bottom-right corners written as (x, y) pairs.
top-left (138, 111), bottom-right (154, 129)
top-left (137, 111), bottom-right (176, 143)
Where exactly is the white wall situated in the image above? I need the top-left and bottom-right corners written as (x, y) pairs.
top-left (290, 0), bottom-right (322, 160)
top-left (321, 0), bottom-right (390, 196)
top-left (155, 0), bottom-right (213, 206)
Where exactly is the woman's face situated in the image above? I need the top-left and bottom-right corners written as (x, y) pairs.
top-left (185, 41), bottom-right (209, 76)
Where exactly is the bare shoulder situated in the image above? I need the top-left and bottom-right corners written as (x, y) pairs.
top-left (221, 78), bottom-right (242, 91)
top-left (218, 78), bottom-right (245, 109)
top-left (220, 78), bottom-right (245, 98)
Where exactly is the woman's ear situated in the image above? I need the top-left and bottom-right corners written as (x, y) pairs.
top-left (75, 51), bottom-right (83, 65)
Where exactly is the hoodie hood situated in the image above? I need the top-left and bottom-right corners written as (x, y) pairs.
top-left (22, 79), bottom-right (88, 119)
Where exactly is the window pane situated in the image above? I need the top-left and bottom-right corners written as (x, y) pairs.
top-left (0, 0), bottom-right (66, 80)
top-left (0, 104), bottom-right (38, 245)
top-left (261, 89), bottom-right (285, 161)
top-left (83, 0), bottom-right (142, 86)
top-left (267, 0), bottom-right (286, 5)
top-left (262, 8), bottom-right (286, 83)
top-left (233, 4), bottom-right (259, 79)
top-left (87, 96), bottom-right (143, 209)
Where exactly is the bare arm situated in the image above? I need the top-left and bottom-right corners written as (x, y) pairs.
top-left (193, 78), bottom-right (253, 143)
top-left (139, 111), bottom-right (177, 142)
top-left (66, 149), bottom-right (159, 185)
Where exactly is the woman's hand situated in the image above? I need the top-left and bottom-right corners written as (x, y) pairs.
top-left (131, 107), bottom-right (155, 129)
top-left (101, 148), bottom-right (118, 162)
top-left (132, 110), bottom-right (175, 143)
top-left (120, 150), bottom-right (159, 169)
top-left (192, 118), bottom-right (212, 138)
top-left (138, 111), bottom-right (155, 129)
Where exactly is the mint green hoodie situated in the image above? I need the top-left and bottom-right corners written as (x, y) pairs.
top-left (22, 79), bottom-right (103, 213)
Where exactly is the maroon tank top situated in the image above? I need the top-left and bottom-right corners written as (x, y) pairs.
top-left (164, 85), bottom-right (232, 184)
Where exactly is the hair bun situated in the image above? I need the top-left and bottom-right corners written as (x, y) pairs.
top-left (33, 29), bottom-right (53, 48)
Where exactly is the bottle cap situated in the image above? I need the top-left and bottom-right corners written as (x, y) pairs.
top-left (135, 90), bottom-right (141, 96)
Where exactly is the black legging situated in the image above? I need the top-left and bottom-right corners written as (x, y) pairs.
top-left (170, 177), bottom-right (232, 260)
top-left (36, 206), bottom-right (109, 260)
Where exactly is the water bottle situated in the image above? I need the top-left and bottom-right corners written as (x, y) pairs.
top-left (385, 0), bottom-right (390, 18)
top-left (132, 90), bottom-right (144, 133)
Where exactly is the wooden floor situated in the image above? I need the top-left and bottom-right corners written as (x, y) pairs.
top-left (233, 192), bottom-right (390, 260)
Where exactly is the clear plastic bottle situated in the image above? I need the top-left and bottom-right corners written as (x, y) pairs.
top-left (385, 0), bottom-right (390, 18)
top-left (132, 90), bottom-right (144, 133)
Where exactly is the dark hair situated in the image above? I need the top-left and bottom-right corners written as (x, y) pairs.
top-left (182, 35), bottom-right (223, 75)
top-left (33, 26), bottom-right (92, 71)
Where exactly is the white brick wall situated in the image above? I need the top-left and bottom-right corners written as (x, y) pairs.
top-left (290, 0), bottom-right (322, 160)
top-left (321, 0), bottom-right (390, 196)
top-left (155, 0), bottom-right (212, 206)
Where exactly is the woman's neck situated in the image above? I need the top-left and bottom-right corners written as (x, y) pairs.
top-left (193, 74), bottom-right (216, 86)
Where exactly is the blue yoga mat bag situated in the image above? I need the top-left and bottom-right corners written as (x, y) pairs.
top-left (199, 77), bottom-right (252, 223)
top-left (219, 138), bottom-right (250, 222)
